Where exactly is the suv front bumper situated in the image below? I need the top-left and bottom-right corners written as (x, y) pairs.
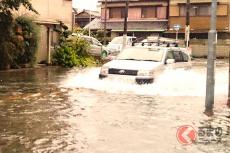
top-left (99, 74), bottom-right (154, 84)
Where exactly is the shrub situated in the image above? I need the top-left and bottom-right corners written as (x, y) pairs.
top-left (53, 37), bottom-right (96, 68)
top-left (73, 27), bottom-right (90, 36)
top-left (54, 21), bottom-right (71, 46)
top-left (92, 30), bottom-right (110, 44)
top-left (53, 45), bottom-right (78, 68)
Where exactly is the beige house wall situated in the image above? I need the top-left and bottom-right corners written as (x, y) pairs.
top-left (18, 0), bottom-right (72, 63)
top-left (31, 0), bottom-right (73, 29)
top-left (36, 25), bottom-right (48, 62)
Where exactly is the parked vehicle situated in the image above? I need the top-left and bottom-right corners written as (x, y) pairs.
top-left (68, 34), bottom-right (108, 57)
top-left (99, 46), bottom-right (191, 84)
top-left (106, 36), bottom-right (137, 55)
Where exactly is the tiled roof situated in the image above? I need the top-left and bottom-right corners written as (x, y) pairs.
top-left (84, 18), bottom-right (168, 32)
top-left (75, 10), bottom-right (100, 17)
top-left (84, 18), bottom-right (102, 29)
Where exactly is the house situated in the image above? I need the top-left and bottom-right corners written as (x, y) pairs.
top-left (168, 0), bottom-right (229, 39)
top-left (19, 0), bottom-right (73, 64)
top-left (85, 0), bottom-right (169, 39)
top-left (74, 9), bottom-right (100, 28)
top-left (168, 0), bottom-right (230, 57)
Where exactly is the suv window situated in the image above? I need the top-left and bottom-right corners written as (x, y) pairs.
top-left (132, 38), bottom-right (137, 43)
top-left (127, 38), bottom-right (132, 45)
top-left (173, 51), bottom-right (183, 62)
top-left (181, 52), bottom-right (189, 62)
top-left (165, 51), bottom-right (174, 64)
top-left (92, 38), bottom-right (101, 46)
top-left (82, 37), bottom-right (92, 44)
top-left (166, 51), bottom-right (174, 59)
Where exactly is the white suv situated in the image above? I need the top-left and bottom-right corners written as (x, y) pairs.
top-left (99, 46), bottom-right (191, 84)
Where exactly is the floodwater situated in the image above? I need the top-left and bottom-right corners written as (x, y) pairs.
top-left (0, 60), bottom-right (229, 153)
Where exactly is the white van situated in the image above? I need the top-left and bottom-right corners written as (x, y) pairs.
top-left (68, 34), bottom-right (108, 57)
top-left (106, 36), bottom-right (137, 55)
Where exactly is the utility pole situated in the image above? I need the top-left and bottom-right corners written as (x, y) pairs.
top-left (205, 0), bottom-right (217, 116)
top-left (228, 0), bottom-right (230, 108)
top-left (89, 10), bottom-right (91, 37)
top-left (103, 0), bottom-right (107, 45)
top-left (185, 0), bottom-right (190, 48)
top-left (228, 50), bottom-right (230, 108)
top-left (122, 0), bottom-right (129, 50)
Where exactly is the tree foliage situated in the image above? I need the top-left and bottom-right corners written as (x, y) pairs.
top-left (53, 36), bottom-right (96, 68)
top-left (15, 16), bottom-right (40, 65)
top-left (0, 0), bottom-right (37, 69)
top-left (73, 27), bottom-right (89, 36)
top-left (54, 21), bottom-right (72, 46)
top-left (0, 0), bottom-right (37, 13)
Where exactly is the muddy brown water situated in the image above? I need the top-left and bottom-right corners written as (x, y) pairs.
top-left (0, 61), bottom-right (229, 153)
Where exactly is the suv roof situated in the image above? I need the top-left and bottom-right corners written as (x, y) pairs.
top-left (132, 45), bottom-right (189, 53)
top-left (114, 36), bottom-right (136, 38)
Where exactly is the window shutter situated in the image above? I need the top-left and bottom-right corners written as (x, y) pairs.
top-left (157, 7), bottom-right (167, 19)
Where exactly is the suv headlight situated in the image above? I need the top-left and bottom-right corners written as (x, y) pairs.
top-left (100, 66), bottom-right (109, 75)
top-left (138, 70), bottom-right (153, 76)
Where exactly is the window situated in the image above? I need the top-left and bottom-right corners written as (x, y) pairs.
top-left (166, 51), bottom-right (174, 60)
top-left (181, 52), bottom-right (189, 62)
top-left (197, 5), bottom-right (211, 16)
top-left (179, 4), bottom-right (211, 16)
top-left (165, 51), bottom-right (174, 64)
top-left (141, 7), bottom-right (156, 18)
top-left (109, 8), bottom-right (125, 19)
top-left (82, 37), bottom-right (93, 44)
top-left (173, 51), bottom-right (183, 62)
top-left (92, 38), bottom-right (101, 46)
top-left (179, 6), bottom-right (185, 16)
top-left (131, 37), bottom-right (137, 43)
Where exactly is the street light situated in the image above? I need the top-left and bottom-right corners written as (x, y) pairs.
top-left (173, 24), bottom-right (181, 41)
top-left (205, 0), bottom-right (217, 116)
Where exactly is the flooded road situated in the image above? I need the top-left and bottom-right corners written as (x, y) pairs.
top-left (0, 60), bottom-right (229, 153)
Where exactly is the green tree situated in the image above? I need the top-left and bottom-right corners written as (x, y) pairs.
top-left (0, 0), bottom-right (37, 69)
top-left (15, 16), bottom-right (40, 66)
top-left (73, 27), bottom-right (90, 36)
top-left (54, 21), bottom-right (71, 46)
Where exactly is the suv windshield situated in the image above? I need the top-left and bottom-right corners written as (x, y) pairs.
top-left (117, 47), bottom-right (164, 62)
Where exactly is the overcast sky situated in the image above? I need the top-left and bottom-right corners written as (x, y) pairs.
top-left (73, 0), bottom-right (98, 11)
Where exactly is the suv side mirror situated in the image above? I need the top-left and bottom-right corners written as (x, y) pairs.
top-left (166, 59), bottom-right (175, 64)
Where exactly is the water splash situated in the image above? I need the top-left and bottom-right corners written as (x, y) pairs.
top-left (60, 66), bottom-right (228, 97)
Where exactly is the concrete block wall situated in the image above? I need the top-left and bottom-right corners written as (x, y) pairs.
top-left (190, 39), bottom-right (230, 57)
